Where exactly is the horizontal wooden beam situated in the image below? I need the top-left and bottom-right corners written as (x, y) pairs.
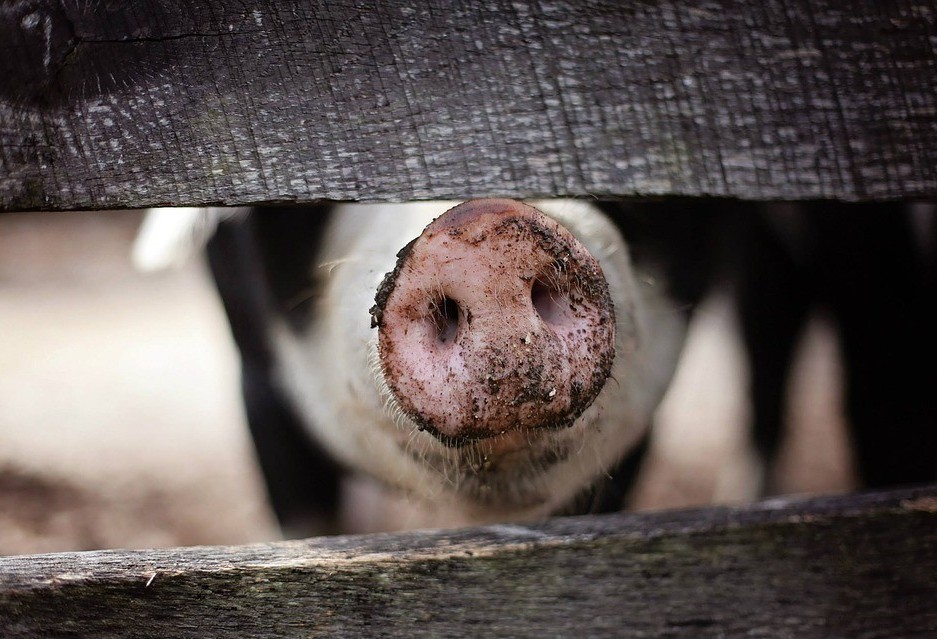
top-left (1, 0), bottom-right (935, 211)
top-left (2, 486), bottom-right (936, 637)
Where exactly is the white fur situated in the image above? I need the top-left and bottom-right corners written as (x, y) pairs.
top-left (270, 200), bottom-right (688, 523)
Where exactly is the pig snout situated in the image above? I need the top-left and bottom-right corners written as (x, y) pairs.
top-left (370, 199), bottom-right (616, 447)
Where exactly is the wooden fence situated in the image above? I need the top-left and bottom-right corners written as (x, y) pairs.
top-left (2, 0), bottom-right (936, 211)
top-left (2, 1), bottom-right (937, 636)
top-left (2, 487), bottom-right (937, 637)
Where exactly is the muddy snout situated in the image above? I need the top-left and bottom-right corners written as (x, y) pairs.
top-left (370, 199), bottom-right (616, 447)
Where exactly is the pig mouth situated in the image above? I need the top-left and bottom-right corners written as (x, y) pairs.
top-left (413, 429), bottom-right (582, 508)
top-left (390, 406), bottom-right (582, 460)
top-left (412, 416), bottom-right (580, 450)
top-left (390, 404), bottom-right (601, 508)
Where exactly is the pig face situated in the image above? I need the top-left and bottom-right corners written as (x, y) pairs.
top-left (266, 199), bottom-right (688, 522)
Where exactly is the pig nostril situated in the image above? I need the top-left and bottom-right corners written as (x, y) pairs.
top-left (531, 278), bottom-right (571, 327)
top-left (429, 296), bottom-right (460, 344)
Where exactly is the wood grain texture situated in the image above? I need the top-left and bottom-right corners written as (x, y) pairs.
top-left (1, 0), bottom-right (935, 211)
top-left (2, 486), bottom-right (936, 638)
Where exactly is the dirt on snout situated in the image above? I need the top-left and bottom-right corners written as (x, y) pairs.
top-left (373, 202), bottom-right (616, 446)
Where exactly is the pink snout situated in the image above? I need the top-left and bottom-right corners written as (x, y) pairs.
top-left (370, 199), bottom-right (616, 446)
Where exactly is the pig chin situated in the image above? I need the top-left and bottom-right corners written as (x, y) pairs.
top-left (376, 378), bottom-right (607, 510)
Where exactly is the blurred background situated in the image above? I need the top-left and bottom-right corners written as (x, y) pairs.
top-left (0, 210), bottom-right (854, 556)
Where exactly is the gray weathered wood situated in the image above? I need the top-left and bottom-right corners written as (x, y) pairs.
top-left (1, 486), bottom-right (936, 638)
top-left (1, 0), bottom-right (936, 211)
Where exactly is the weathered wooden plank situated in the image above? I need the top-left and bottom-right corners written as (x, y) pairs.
top-left (1, 0), bottom-right (935, 211)
top-left (1, 486), bottom-right (936, 638)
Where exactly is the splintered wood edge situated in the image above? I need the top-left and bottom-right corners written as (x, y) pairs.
top-left (2, 485), bottom-right (936, 638)
top-left (2, 484), bottom-right (935, 590)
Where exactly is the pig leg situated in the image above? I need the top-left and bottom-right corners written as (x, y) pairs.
top-left (594, 200), bottom-right (731, 507)
top-left (735, 208), bottom-right (812, 495)
top-left (736, 203), bottom-right (937, 494)
top-left (816, 204), bottom-right (937, 488)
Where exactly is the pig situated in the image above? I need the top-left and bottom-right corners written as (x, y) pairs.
top-left (136, 199), bottom-right (937, 538)
top-left (136, 199), bottom-right (722, 536)
top-left (731, 201), bottom-right (937, 494)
